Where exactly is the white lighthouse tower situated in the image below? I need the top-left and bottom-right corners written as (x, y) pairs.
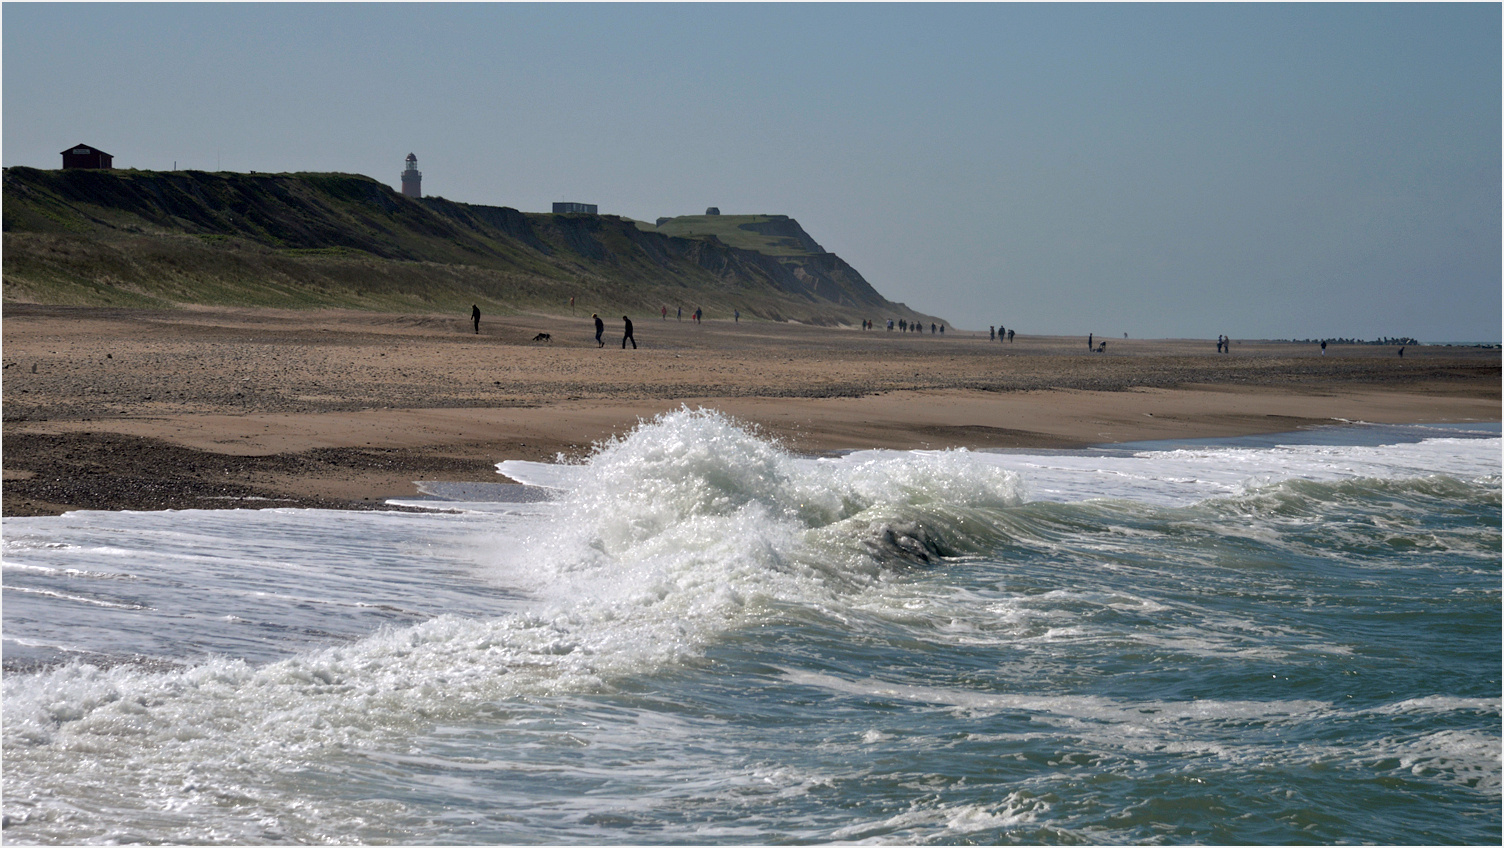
top-left (401, 153), bottom-right (422, 198)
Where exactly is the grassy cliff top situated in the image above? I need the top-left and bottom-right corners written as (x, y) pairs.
top-left (646, 215), bottom-right (827, 257)
top-left (2, 168), bottom-right (937, 325)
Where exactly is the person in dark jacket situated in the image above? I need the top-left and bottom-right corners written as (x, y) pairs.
top-left (593, 313), bottom-right (605, 347)
top-left (622, 315), bottom-right (637, 349)
top-left (471, 304), bottom-right (480, 334)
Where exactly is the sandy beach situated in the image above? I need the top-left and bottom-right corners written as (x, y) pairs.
top-left (2, 304), bottom-right (1497, 515)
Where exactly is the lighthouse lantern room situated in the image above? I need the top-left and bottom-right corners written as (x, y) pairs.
top-left (401, 153), bottom-right (422, 198)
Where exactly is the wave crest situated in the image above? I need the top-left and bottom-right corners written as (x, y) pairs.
top-left (517, 408), bottom-right (1026, 577)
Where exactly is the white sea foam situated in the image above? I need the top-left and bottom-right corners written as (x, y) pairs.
top-left (778, 667), bottom-right (1501, 797)
top-left (3, 410), bottom-right (1498, 842)
top-left (1, 410), bottom-right (1035, 836)
top-left (2, 585), bottom-right (150, 609)
top-left (503, 420), bottom-right (1499, 513)
top-left (829, 790), bottom-right (1047, 841)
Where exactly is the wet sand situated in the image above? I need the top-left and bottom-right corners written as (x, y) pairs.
top-left (3, 304), bottom-right (1498, 515)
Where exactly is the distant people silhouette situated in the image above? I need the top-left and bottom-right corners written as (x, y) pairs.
top-left (593, 313), bottom-right (604, 347)
top-left (622, 315), bottom-right (636, 349)
top-left (471, 304), bottom-right (480, 334)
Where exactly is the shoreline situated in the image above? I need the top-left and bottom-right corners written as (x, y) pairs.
top-left (3, 306), bottom-right (1498, 516)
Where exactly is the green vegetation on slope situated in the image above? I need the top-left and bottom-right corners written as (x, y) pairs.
top-left (2, 168), bottom-right (937, 326)
top-left (647, 214), bottom-right (825, 257)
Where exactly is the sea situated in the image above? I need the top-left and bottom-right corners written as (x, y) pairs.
top-left (3, 408), bottom-right (1499, 845)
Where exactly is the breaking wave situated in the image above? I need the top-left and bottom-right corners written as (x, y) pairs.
top-left (3, 409), bottom-right (1497, 843)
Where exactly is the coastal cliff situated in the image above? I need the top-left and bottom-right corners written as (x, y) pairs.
top-left (1, 167), bottom-right (934, 325)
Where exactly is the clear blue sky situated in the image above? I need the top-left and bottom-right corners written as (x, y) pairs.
top-left (5, 3), bottom-right (1499, 341)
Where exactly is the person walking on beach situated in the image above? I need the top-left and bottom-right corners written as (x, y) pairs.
top-left (1088, 333), bottom-right (1093, 351)
top-left (471, 304), bottom-right (481, 334)
top-left (734, 309), bottom-right (740, 323)
top-left (677, 306), bottom-right (682, 321)
top-left (662, 305), bottom-right (668, 320)
top-left (694, 308), bottom-right (702, 324)
top-left (622, 315), bottom-right (637, 349)
top-left (1007, 329), bottom-right (1014, 342)
top-left (1321, 340), bottom-right (1327, 355)
top-left (593, 313), bottom-right (605, 347)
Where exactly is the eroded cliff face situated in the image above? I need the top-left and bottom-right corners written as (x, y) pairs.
top-left (648, 213), bottom-right (896, 312)
top-left (3, 167), bottom-right (935, 325)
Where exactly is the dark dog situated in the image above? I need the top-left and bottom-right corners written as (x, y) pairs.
top-left (532, 333), bottom-right (552, 342)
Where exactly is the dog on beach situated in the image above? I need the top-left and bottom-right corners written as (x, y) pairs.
top-left (532, 333), bottom-right (552, 342)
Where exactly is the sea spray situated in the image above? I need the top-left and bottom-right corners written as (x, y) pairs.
top-left (5, 409), bottom-right (1033, 841)
top-left (500, 407), bottom-right (1026, 577)
top-left (489, 408), bottom-right (1030, 670)
top-left (4, 418), bottom-right (1498, 844)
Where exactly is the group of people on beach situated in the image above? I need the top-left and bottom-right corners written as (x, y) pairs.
top-left (662, 306), bottom-right (706, 323)
top-left (479, 304), bottom-right (1415, 360)
top-left (473, 304), bottom-right (1033, 350)
top-left (884, 319), bottom-right (946, 334)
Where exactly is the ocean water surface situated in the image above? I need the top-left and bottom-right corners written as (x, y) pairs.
top-left (3, 409), bottom-right (1499, 844)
